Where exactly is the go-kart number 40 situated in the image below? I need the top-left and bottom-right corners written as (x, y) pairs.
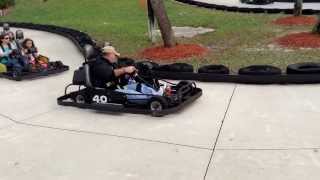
top-left (92, 95), bottom-right (109, 104)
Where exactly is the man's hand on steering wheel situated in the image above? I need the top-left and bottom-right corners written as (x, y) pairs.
top-left (124, 66), bottom-right (138, 76)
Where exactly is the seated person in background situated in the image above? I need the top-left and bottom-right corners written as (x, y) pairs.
top-left (22, 38), bottom-right (48, 71)
top-left (91, 46), bottom-right (163, 101)
top-left (0, 33), bottom-right (24, 74)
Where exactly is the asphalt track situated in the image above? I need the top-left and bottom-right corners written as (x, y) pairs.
top-left (0, 29), bottom-right (319, 180)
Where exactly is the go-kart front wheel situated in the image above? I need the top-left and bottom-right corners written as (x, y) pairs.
top-left (149, 97), bottom-right (168, 117)
top-left (74, 94), bottom-right (86, 104)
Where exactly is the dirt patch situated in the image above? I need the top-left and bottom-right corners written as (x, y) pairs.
top-left (273, 16), bottom-right (317, 26)
top-left (154, 26), bottom-right (215, 38)
top-left (140, 44), bottom-right (208, 61)
top-left (275, 32), bottom-right (320, 48)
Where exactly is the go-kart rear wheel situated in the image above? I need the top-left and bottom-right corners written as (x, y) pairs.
top-left (149, 97), bottom-right (168, 117)
top-left (75, 94), bottom-right (85, 104)
top-left (11, 71), bottom-right (22, 81)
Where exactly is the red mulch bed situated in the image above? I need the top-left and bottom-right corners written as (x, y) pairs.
top-left (275, 32), bottom-right (320, 48)
top-left (140, 44), bottom-right (208, 61)
top-left (273, 16), bottom-right (317, 26)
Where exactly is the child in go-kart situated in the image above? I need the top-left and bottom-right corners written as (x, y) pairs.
top-left (91, 46), bottom-right (165, 102)
top-left (21, 38), bottom-right (48, 72)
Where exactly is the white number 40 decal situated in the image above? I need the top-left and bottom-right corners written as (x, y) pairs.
top-left (92, 95), bottom-right (108, 104)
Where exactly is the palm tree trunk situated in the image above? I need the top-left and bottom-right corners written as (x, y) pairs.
top-left (294, 0), bottom-right (303, 16)
top-left (313, 14), bottom-right (320, 34)
top-left (149, 0), bottom-right (176, 47)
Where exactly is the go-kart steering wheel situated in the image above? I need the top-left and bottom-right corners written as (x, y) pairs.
top-left (127, 70), bottom-right (138, 77)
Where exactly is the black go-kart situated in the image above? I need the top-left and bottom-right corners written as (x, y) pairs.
top-left (57, 45), bottom-right (202, 117)
top-left (0, 59), bottom-right (69, 81)
top-left (0, 27), bottom-right (69, 81)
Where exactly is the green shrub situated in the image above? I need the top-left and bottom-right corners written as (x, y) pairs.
top-left (0, 0), bottom-right (15, 9)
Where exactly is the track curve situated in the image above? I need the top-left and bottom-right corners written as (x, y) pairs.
top-left (0, 28), bottom-right (320, 180)
top-left (0, 28), bottom-right (84, 121)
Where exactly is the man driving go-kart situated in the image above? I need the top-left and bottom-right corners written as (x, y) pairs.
top-left (58, 44), bottom-right (202, 116)
top-left (91, 45), bottom-right (164, 102)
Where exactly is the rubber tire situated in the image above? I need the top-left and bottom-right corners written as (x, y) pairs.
top-left (178, 80), bottom-right (193, 96)
top-left (118, 57), bottom-right (135, 67)
top-left (176, 80), bottom-right (191, 89)
top-left (156, 63), bottom-right (193, 72)
top-left (135, 61), bottom-right (159, 71)
top-left (75, 94), bottom-right (85, 104)
top-left (149, 97), bottom-right (168, 117)
top-left (198, 65), bottom-right (230, 74)
top-left (239, 65), bottom-right (282, 76)
top-left (169, 63), bottom-right (194, 73)
top-left (156, 64), bottom-right (170, 72)
top-left (287, 62), bottom-right (320, 74)
top-left (241, 0), bottom-right (274, 5)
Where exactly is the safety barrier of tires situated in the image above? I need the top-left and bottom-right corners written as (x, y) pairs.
top-left (142, 62), bottom-right (320, 84)
top-left (175, 0), bottom-right (320, 15)
top-left (4, 21), bottom-right (320, 84)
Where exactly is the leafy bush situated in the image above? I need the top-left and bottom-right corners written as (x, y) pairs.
top-left (0, 0), bottom-right (15, 9)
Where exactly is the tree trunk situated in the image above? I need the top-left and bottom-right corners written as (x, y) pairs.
top-left (293, 0), bottom-right (303, 16)
top-left (149, 0), bottom-right (176, 47)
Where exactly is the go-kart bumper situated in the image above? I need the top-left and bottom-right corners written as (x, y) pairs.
top-left (0, 65), bottom-right (69, 81)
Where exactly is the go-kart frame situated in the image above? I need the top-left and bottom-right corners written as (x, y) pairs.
top-left (57, 80), bottom-right (202, 117)
top-left (0, 64), bottom-right (69, 81)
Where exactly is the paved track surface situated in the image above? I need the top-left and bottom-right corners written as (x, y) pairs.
top-left (0, 29), bottom-right (319, 180)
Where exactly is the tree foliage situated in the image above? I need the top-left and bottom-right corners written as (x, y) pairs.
top-left (0, 0), bottom-right (15, 9)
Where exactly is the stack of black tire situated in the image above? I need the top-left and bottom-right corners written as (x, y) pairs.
top-left (240, 0), bottom-right (275, 5)
top-left (134, 60), bottom-right (320, 84)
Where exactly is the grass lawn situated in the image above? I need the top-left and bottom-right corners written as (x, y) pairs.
top-left (1, 0), bottom-right (319, 70)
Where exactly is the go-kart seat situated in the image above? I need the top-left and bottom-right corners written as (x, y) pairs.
top-left (83, 44), bottom-right (97, 62)
top-left (72, 44), bottom-right (96, 88)
top-left (83, 44), bottom-right (96, 88)
top-left (2, 23), bottom-right (13, 36)
top-left (15, 30), bottom-right (24, 49)
top-left (16, 30), bottom-right (24, 40)
top-left (84, 63), bottom-right (93, 88)
top-left (3, 23), bottom-right (10, 32)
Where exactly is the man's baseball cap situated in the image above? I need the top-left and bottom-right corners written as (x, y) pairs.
top-left (102, 46), bottom-right (120, 57)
